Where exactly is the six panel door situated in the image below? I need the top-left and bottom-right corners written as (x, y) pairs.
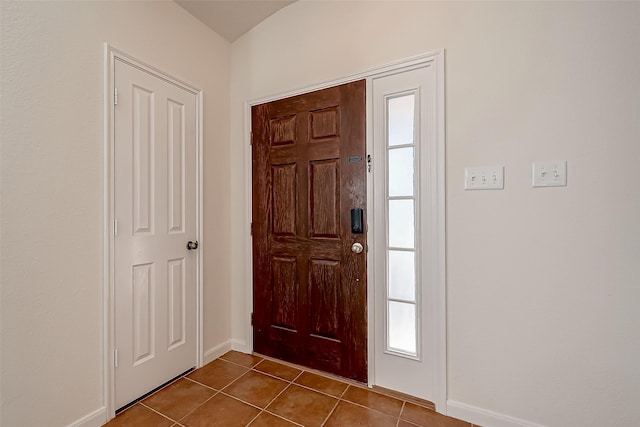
top-left (252, 80), bottom-right (367, 382)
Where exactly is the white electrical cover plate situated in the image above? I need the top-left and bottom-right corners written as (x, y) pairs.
top-left (464, 166), bottom-right (504, 190)
top-left (532, 161), bottom-right (567, 187)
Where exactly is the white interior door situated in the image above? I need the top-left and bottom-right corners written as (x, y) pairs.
top-left (372, 66), bottom-right (440, 402)
top-left (114, 58), bottom-right (197, 409)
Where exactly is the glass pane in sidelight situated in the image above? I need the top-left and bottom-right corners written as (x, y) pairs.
top-left (388, 199), bottom-right (414, 249)
top-left (388, 94), bottom-right (415, 147)
top-left (388, 147), bottom-right (414, 197)
top-left (388, 250), bottom-right (416, 301)
top-left (388, 301), bottom-right (417, 354)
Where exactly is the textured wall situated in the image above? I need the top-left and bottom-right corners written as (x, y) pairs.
top-left (0, 1), bottom-right (230, 425)
top-left (229, 2), bottom-right (640, 426)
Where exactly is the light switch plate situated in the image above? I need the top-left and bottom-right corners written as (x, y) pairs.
top-left (532, 161), bottom-right (567, 187)
top-left (464, 166), bottom-right (504, 190)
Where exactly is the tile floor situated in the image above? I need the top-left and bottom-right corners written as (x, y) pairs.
top-left (105, 351), bottom-right (476, 427)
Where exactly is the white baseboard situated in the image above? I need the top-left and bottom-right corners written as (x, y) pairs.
top-left (447, 400), bottom-right (548, 427)
top-left (203, 340), bottom-right (232, 364)
top-left (231, 338), bottom-right (248, 353)
top-left (66, 406), bottom-right (106, 427)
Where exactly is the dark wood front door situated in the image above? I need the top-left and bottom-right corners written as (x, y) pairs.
top-left (252, 80), bottom-right (367, 382)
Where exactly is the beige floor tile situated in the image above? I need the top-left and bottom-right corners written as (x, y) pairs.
top-left (266, 384), bottom-right (337, 427)
top-left (248, 411), bottom-right (300, 426)
top-left (104, 404), bottom-right (173, 427)
top-left (220, 350), bottom-right (263, 368)
top-left (142, 378), bottom-right (215, 421)
top-left (187, 358), bottom-right (248, 390)
top-left (293, 371), bottom-right (348, 397)
top-left (342, 385), bottom-right (404, 417)
top-left (179, 393), bottom-right (260, 427)
top-left (324, 401), bottom-right (398, 427)
top-left (253, 359), bottom-right (302, 381)
top-left (400, 402), bottom-right (471, 427)
top-left (223, 370), bottom-right (288, 408)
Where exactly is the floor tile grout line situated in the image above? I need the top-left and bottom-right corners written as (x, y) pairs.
top-left (182, 375), bottom-right (220, 392)
top-left (290, 368), bottom-right (305, 383)
top-left (260, 380), bottom-right (294, 411)
top-left (219, 368), bottom-right (256, 393)
top-left (218, 367), bottom-right (295, 412)
top-left (287, 381), bottom-right (345, 401)
top-left (320, 396), bottom-right (341, 427)
top-left (173, 390), bottom-right (220, 424)
top-left (338, 384), bottom-right (350, 399)
top-left (244, 409), bottom-right (263, 427)
top-left (399, 401), bottom-right (407, 424)
top-left (218, 364), bottom-right (298, 425)
top-left (395, 409), bottom-right (402, 427)
top-left (137, 401), bottom-right (180, 424)
top-left (288, 369), bottom-right (349, 400)
top-left (219, 353), bottom-right (264, 370)
top-left (337, 395), bottom-right (403, 420)
top-left (254, 352), bottom-right (368, 388)
top-left (251, 365), bottom-right (300, 384)
top-left (221, 390), bottom-right (274, 412)
top-left (129, 372), bottom-right (187, 409)
top-left (262, 409), bottom-right (306, 426)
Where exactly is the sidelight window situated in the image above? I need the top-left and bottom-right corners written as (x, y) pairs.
top-left (385, 92), bottom-right (418, 357)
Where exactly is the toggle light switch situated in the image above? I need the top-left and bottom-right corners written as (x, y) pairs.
top-left (464, 166), bottom-right (504, 190)
top-left (532, 161), bottom-right (567, 187)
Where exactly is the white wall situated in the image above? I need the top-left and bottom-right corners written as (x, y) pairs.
top-left (230, 2), bottom-right (640, 426)
top-left (0, 1), bottom-right (231, 425)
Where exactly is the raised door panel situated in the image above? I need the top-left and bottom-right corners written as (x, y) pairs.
top-left (272, 164), bottom-right (297, 236)
top-left (309, 160), bottom-right (340, 238)
top-left (167, 258), bottom-right (186, 350)
top-left (270, 115), bottom-right (297, 146)
top-left (167, 100), bottom-right (185, 234)
top-left (310, 107), bottom-right (339, 140)
top-left (271, 256), bottom-right (299, 331)
top-left (133, 86), bottom-right (155, 235)
top-left (309, 259), bottom-right (341, 341)
top-left (132, 263), bottom-right (155, 365)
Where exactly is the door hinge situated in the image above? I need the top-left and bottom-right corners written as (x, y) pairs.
top-left (367, 154), bottom-right (372, 172)
top-left (114, 88), bottom-right (118, 105)
top-left (251, 312), bottom-right (254, 326)
top-left (250, 222), bottom-right (253, 235)
top-left (114, 349), bottom-right (118, 368)
top-left (250, 132), bottom-right (253, 146)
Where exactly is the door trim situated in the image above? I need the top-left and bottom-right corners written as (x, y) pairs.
top-left (242, 50), bottom-right (446, 412)
top-left (103, 44), bottom-right (204, 421)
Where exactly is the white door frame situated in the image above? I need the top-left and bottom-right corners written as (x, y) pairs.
top-left (103, 44), bottom-right (204, 420)
top-left (242, 50), bottom-right (446, 412)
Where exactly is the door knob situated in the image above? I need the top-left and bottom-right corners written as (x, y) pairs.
top-left (186, 241), bottom-right (199, 250)
top-left (351, 242), bottom-right (364, 254)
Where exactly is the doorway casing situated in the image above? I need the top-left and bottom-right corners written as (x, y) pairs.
top-left (241, 50), bottom-right (446, 412)
top-left (103, 44), bottom-right (205, 421)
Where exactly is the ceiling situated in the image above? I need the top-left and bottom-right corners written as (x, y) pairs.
top-left (175, 0), bottom-right (296, 42)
